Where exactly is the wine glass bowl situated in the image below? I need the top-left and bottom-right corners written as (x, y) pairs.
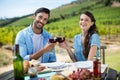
top-left (49, 31), bottom-right (65, 43)
top-left (49, 33), bottom-right (57, 43)
top-left (49, 38), bottom-right (57, 43)
top-left (56, 36), bottom-right (65, 43)
top-left (56, 30), bottom-right (65, 43)
top-left (49, 37), bottom-right (65, 43)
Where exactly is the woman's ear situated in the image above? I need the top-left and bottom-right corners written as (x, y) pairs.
top-left (91, 22), bottom-right (94, 26)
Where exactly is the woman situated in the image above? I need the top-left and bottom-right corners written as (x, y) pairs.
top-left (60, 11), bottom-right (100, 62)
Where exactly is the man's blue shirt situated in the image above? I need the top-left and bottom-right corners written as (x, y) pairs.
top-left (15, 25), bottom-right (56, 63)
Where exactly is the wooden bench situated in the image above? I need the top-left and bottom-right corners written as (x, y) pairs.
top-left (100, 46), bottom-right (107, 64)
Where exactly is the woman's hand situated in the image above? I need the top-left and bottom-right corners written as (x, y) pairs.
top-left (59, 41), bottom-right (70, 50)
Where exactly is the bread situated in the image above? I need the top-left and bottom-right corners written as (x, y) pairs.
top-left (29, 59), bottom-right (40, 67)
top-left (23, 60), bottom-right (30, 73)
top-left (50, 75), bottom-right (64, 80)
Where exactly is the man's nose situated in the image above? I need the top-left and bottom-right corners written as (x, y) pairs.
top-left (40, 19), bottom-right (44, 23)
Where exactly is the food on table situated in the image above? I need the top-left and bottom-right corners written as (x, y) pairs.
top-left (50, 74), bottom-right (65, 80)
top-left (28, 67), bottom-right (37, 76)
top-left (39, 78), bottom-right (46, 80)
top-left (23, 59), bottom-right (48, 76)
top-left (29, 59), bottom-right (41, 67)
top-left (23, 60), bottom-right (30, 73)
top-left (68, 68), bottom-right (93, 80)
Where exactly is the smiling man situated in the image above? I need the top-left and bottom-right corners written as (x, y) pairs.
top-left (15, 7), bottom-right (56, 63)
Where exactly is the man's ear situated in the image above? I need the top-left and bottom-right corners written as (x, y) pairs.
top-left (33, 15), bottom-right (35, 19)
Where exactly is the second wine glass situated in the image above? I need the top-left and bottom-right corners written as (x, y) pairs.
top-left (56, 31), bottom-right (65, 43)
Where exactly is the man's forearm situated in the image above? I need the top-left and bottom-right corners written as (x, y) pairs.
top-left (30, 48), bottom-right (46, 60)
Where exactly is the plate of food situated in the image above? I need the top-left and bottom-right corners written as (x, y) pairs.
top-left (23, 59), bottom-right (51, 76)
top-left (42, 62), bottom-right (67, 72)
top-left (74, 61), bottom-right (93, 69)
top-left (42, 62), bottom-right (66, 69)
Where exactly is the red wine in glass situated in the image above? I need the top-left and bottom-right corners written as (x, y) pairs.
top-left (56, 36), bottom-right (65, 43)
top-left (49, 38), bottom-right (56, 43)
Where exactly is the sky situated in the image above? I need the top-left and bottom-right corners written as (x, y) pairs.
top-left (0, 0), bottom-right (76, 19)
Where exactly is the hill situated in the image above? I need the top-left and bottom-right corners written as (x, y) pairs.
top-left (0, 0), bottom-right (120, 27)
top-left (0, 0), bottom-right (120, 45)
top-left (0, 0), bottom-right (120, 74)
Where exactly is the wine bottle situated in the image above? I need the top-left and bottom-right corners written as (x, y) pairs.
top-left (13, 44), bottom-right (24, 80)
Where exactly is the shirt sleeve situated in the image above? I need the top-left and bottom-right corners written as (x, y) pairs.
top-left (90, 33), bottom-right (100, 49)
top-left (15, 31), bottom-right (30, 60)
top-left (49, 49), bottom-right (56, 62)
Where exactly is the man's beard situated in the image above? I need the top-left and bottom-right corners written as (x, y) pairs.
top-left (35, 25), bottom-right (43, 30)
top-left (35, 22), bottom-right (44, 30)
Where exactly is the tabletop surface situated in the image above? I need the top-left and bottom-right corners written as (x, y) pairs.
top-left (0, 62), bottom-right (120, 80)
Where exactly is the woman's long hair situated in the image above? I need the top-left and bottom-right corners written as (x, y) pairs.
top-left (82, 11), bottom-right (98, 59)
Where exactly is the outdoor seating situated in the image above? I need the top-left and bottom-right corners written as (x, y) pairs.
top-left (100, 46), bottom-right (107, 64)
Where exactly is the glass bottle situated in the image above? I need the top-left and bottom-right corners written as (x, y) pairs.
top-left (13, 44), bottom-right (24, 80)
top-left (93, 57), bottom-right (101, 79)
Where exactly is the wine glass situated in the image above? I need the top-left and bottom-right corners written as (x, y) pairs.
top-left (56, 30), bottom-right (65, 43)
top-left (49, 33), bottom-right (57, 43)
top-left (56, 30), bottom-right (66, 54)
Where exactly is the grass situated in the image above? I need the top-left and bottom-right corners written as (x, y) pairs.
top-left (105, 47), bottom-right (120, 72)
top-left (0, 52), bottom-right (12, 67)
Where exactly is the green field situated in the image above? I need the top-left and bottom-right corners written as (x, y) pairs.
top-left (0, 0), bottom-right (120, 72)
top-left (105, 47), bottom-right (120, 71)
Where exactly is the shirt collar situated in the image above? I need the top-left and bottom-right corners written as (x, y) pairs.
top-left (28, 24), bottom-right (48, 38)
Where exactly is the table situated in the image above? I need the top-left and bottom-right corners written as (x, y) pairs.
top-left (0, 66), bottom-right (119, 80)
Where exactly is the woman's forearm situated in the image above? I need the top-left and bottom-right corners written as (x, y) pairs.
top-left (87, 46), bottom-right (98, 61)
top-left (66, 48), bottom-right (77, 62)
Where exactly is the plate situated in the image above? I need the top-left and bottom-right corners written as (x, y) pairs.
top-left (27, 65), bottom-right (51, 76)
top-left (75, 61), bottom-right (93, 68)
top-left (101, 64), bottom-right (108, 73)
top-left (25, 72), bottom-right (56, 80)
top-left (42, 62), bottom-right (66, 69)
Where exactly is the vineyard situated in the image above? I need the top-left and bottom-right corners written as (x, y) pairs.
top-left (0, 0), bottom-right (120, 74)
top-left (0, 0), bottom-right (120, 45)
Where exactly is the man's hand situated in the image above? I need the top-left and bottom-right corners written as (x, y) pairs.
top-left (30, 43), bottom-right (56, 60)
top-left (43, 43), bottom-right (56, 52)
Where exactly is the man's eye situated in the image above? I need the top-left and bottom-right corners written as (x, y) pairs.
top-left (39, 16), bottom-right (42, 19)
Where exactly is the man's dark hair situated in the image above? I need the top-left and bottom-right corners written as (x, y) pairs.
top-left (34, 7), bottom-right (50, 17)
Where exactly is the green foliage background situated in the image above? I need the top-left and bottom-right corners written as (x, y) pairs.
top-left (0, 0), bottom-right (120, 45)
top-left (0, 0), bottom-right (120, 72)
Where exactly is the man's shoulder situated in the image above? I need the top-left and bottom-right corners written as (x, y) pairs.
top-left (42, 29), bottom-right (51, 36)
top-left (18, 26), bottom-right (31, 34)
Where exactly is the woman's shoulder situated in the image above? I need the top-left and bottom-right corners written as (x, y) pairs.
top-left (74, 34), bottom-right (82, 38)
top-left (91, 33), bottom-right (99, 37)
top-left (91, 33), bottom-right (100, 41)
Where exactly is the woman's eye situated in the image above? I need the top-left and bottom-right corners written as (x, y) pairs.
top-left (85, 19), bottom-right (89, 21)
top-left (80, 19), bottom-right (83, 21)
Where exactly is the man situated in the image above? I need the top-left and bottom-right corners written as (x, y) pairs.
top-left (15, 7), bottom-right (56, 63)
